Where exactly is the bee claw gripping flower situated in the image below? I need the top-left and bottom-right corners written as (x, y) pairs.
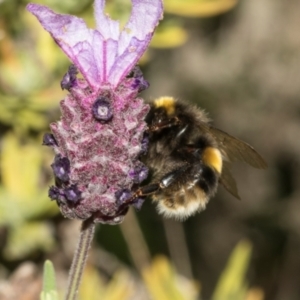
top-left (28, 0), bottom-right (163, 224)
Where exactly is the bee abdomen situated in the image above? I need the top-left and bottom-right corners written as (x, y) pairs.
top-left (154, 164), bottom-right (219, 220)
top-left (202, 147), bottom-right (223, 174)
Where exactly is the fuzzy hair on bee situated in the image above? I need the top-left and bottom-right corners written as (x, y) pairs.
top-left (134, 96), bottom-right (267, 220)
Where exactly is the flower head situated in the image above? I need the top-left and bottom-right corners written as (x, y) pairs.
top-left (28, 0), bottom-right (163, 224)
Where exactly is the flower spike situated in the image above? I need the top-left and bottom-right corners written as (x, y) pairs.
top-left (27, 0), bottom-right (163, 224)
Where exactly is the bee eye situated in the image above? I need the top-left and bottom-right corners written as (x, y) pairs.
top-left (92, 96), bottom-right (113, 122)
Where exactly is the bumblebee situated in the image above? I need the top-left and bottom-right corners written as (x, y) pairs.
top-left (129, 96), bottom-right (267, 220)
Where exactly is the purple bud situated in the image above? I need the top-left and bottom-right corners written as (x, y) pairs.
top-left (65, 185), bottom-right (82, 203)
top-left (129, 66), bottom-right (150, 92)
top-left (60, 65), bottom-right (78, 90)
top-left (51, 155), bottom-right (70, 182)
top-left (132, 198), bottom-right (145, 210)
top-left (129, 66), bottom-right (143, 78)
top-left (42, 133), bottom-right (58, 147)
top-left (140, 134), bottom-right (149, 154)
top-left (92, 96), bottom-right (113, 122)
top-left (115, 189), bottom-right (132, 206)
top-left (49, 186), bottom-right (60, 200)
top-left (132, 78), bottom-right (150, 93)
top-left (49, 186), bottom-right (66, 203)
top-left (129, 165), bottom-right (149, 183)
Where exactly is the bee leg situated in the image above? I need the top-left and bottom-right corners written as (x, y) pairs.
top-left (148, 116), bottom-right (181, 132)
top-left (119, 183), bottom-right (162, 208)
top-left (119, 166), bottom-right (188, 210)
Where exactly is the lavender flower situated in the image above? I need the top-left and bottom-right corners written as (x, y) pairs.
top-left (27, 0), bottom-right (163, 224)
top-left (61, 65), bottom-right (78, 91)
top-left (42, 133), bottom-right (57, 146)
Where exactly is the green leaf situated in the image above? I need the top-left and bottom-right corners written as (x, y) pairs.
top-left (40, 260), bottom-right (59, 300)
top-left (212, 240), bottom-right (252, 300)
top-left (4, 222), bottom-right (55, 260)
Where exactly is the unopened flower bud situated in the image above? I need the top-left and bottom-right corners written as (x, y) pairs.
top-left (115, 189), bottom-right (132, 206)
top-left (51, 155), bottom-right (70, 182)
top-left (129, 165), bottom-right (149, 183)
top-left (132, 198), bottom-right (145, 210)
top-left (130, 66), bottom-right (150, 92)
top-left (61, 65), bottom-right (78, 90)
top-left (42, 133), bottom-right (58, 147)
top-left (65, 185), bottom-right (82, 203)
top-left (49, 186), bottom-right (66, 203)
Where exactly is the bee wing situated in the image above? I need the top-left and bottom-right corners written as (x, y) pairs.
top-left (219, 161), bottom-right (241, 200)
top-left (200, 124), bottom-right (267, 169)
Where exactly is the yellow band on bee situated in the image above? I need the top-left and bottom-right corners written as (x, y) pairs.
top-left (202, 147), bottom-right (223, 174)
top-left (153, 96), bottom-right (176, 116)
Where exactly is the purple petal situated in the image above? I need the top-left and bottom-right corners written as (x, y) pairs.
top-left (94, 0), bottom-right (120, 40)
top-left (27, 4), bottom-right (116, 90)
top-left (108, 0), bottom-right (163, 85)
top-left (27, 0), bottom-right (163, 89)
top-left (60, 65), bottom-right (78, 90)
top-left (51, 155), bottom-right (70, 182)
top-left (108, 36), bottom-right (151, 86)
top-left (119, 0), bottom-right (164, 54)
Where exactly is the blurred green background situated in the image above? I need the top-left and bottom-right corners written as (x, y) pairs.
top-left (0, 0), bottom-right (300, 299)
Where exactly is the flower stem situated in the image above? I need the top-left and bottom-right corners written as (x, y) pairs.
top-left (65, 219), bottom-right (96, 300)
